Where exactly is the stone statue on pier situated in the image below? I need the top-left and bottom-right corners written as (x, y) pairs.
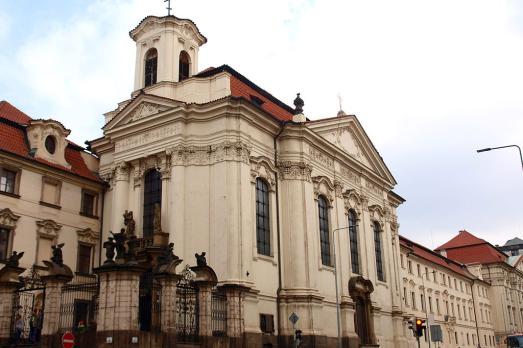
top-left (111, 229), bottom-right (127, 263)
top-left (51, 243), bottom-right (65, 266)
top-left (195, 252), bottom-right (207, 267)
top-left (6, 251), bottom-right (24, 268)
top-left (153, 203), bottom-right (162, 234)
top-left (103, 236), bottom-right (116, 264)
top-left (123, 210), bottom-right (136, 237)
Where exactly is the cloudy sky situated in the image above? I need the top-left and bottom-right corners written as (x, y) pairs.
top-left (1, 0), bottom-right (522, 249)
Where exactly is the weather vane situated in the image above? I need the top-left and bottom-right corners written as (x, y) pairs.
top-left (164, 0), bottom-right (172, 16)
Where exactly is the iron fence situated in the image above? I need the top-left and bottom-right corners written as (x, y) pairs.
top-left (211, 289), bottom-right (227, 337)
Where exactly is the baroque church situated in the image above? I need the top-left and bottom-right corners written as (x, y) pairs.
top-left (89, 12), bottom-right (407, 347)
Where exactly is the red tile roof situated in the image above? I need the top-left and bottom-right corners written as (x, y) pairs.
top-left (435, 230), bottom-right (507, 265)
top-left (400, 235), bottom-right (473, 278)
top-left (0, 101), bottom-right (101, 182)
top-left (196, 65), bottom-right (295, 122)
top-left (435, 230), bottom-right (485, 250)
top-left (0, 101), bottom-right (31, 125)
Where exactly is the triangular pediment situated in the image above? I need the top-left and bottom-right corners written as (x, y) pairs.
top-left (103, 93), bottom-right (183, 131)
top-left (307, 116), bottom-right (396, 185)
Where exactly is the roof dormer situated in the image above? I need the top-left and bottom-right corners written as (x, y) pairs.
top-left (26, 119), bottom-right (71, 169)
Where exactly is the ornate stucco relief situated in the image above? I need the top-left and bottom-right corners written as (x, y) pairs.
top-left (250, 156), bottom-right (276, 190)
top-left (277, 161), bottom-right (312, 182)
top-left (340, 166), bottom-right (361, 185)
top-left (115, 124), bottom-right (182, 152)
top-left (36, 219), bottom-right (62, 240)
top-left (0, 208), bottom-right (20, 229)
top-left (309, 147), bottom-right (334, 169)
top-left (312, 176), bottom-right (335, 204)
top-left (77, 228), bottom-right (100, 245)
top-left (126, 102), bottom-right (169, 123)
top-left (169, 141), bottom-right (251, 166)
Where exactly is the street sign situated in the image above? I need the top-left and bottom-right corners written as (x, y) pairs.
top-left (289, 312), bottom-right (299, 325)
top-left (62, 331), bottom-right (75, 348)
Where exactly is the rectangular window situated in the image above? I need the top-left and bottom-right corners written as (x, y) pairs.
top-left (348, 211), bottom-right (360, 274)
top-left (433, 271), bottom-right (437, 283)
top-left (81, 190), bottom-right (97, 217)
top-left (417, 264), bottom-right (421, 277)
top-left (318, 197), bottom-right (331, 266)
top-left (40, 177), bottom-right (61, 207)
top-left (0, 228), bottom-right (10, 260)
top-left (259, 314), bottom-right (274, 334)
top-left (77, 244), bottom-right (92, 274)
top-left (411, 291), bottom-right (416, 309)
top-left (425, 267), bottom-right (429, 280)
top-left (428, 296), bottom-right (433, 313)
top-left (436, 298), bottom-right (440, 314)
top-left (460, 281), bottom-right (464, 292)
top-left (374, 223), bottom-right (384, 281)
top-left (0, 168), bottom-right (16, 194)
top-left (404, 287), bottom-right (408, 306)
top-left (448, 276), bottom-right (451, 288)
top-left (400, 254), bottom-right (404, 268)
top-left (255, 179), bottom-right (271, 256)
top-left (454, 279), bottom-right (457, 289)
top-left (408, 260), bottom-right (412, 273)
top-left (420, 294), bottom-right (425, 311)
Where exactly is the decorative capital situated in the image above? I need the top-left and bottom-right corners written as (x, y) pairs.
top-left (277, 161), bottom-right (312, 182)
top-left (114, 162), bottom-right (130, 182)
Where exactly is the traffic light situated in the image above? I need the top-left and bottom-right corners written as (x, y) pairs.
top-left (415, 318), bottom-right (426, 337)
top-left (407, 318), bottom-right (415, 333)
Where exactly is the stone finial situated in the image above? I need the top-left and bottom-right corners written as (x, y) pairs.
top-left (195, 252), bottom-right (207, 267)
top-left (50, 243), bottom-right (64, 266)
top-left (293, 93), bottom-right (304, 115)
top-left (6, 251), bottom-right (24, 268)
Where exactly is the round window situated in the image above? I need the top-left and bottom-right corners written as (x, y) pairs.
top-left (45, 136), bottom-right (56, 154)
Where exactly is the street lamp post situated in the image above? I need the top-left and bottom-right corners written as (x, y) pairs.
top-left (477, 145), bottom-right (523, 171)
top-left (332, 226), bottom-right (350, 348)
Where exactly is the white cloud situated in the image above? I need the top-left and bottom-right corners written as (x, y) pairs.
top-left (4, 0), bottom-right (523, 247)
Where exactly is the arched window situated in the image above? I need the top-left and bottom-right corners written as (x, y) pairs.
top-left (318, 196), bottom-right (331, 266)
top-left (143, 169), bottom-right (162, 238)
top-left (179, 51), bottom-right (190, 81)
top-left (256, 178), bottom-right (270, 256)
top-left (144, 49), bottom-right (158, 87)
top-left (348, 210), bottom-right (360, 274)
top-left (373, 221), bottom-right (384, 281)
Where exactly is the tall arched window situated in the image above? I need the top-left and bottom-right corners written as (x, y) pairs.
top-left (143, 169), bottom-right (162, 238)
top-left (144, 49), bottom-right (158, 87)
top-left (256, 178), bottom-right (270, 256)
top-left (179, 51), bottom-right (190, 81)
top-left (348, 210), bottom-right (360, 274)
top-left (318, 196), bottom-right (331, 266)
top-left (373, 221), bottom-right (384, 281)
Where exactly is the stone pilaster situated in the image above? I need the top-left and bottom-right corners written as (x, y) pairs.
top-left (156, 273), bottom-right (179, 348)
top-left (111, 162), bottom-right (130, 234)
top-left (0, 265), bottom-right (25, 345)
top-left (41, 274), bottom-right (73, 347)
top-left (94, 265), bottom-right (143, 348)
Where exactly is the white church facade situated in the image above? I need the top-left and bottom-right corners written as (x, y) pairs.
top-left (90, 13), bottom-right (409, 347)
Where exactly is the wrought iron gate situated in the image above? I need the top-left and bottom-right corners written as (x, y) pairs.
top-left (176, 265), bottom-right (199, 343)
top-left (59, 275), bottom-right (99, 333)
top-left (11, 267), bottom-right (45, 346)
top-left (211, 289), bottom-right (227, 337)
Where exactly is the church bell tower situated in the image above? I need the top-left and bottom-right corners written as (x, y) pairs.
top-left (130, 15), bottom-right (207, 91)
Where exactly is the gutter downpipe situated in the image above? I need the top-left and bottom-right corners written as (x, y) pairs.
top-left (275, 120), bottom-right (292, 347)
top-left (98, 186), bottom-right (107, 267)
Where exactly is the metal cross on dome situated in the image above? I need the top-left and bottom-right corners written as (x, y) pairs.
top-left (164, 0), bottom-right (172, 16)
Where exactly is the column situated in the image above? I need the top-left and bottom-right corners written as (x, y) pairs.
top-left (111, 162), bottom-right (130, 234)
top-left (156, 273), bottom-right (179, 348)
top-left (0, 265), bottom-right (26, 345)
top-left (41, 274), bottom-right (73, 347)
top-left (159, 154), bottom-right (171, 232)
top-left (94, 265), bottom-right (143, 348)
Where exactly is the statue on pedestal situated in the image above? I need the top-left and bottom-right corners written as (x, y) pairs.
top-left (111, 230), bottom-right (127, 263)
top-left (6, 251), bottom-right (24, 268)
top-left (123, 210), bottom-right (136, 237)
top-left (51, 243), bottom-right (65, 266)
top-left (103, 236), bottom-right (116, 264)
top-left (153, 203), bottom-right (162, 234)
top-left (195, 252), bottom-right (207, 267)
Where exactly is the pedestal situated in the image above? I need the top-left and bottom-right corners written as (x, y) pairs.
top-left (156, 273), bottom-right (179, 348)
top-left (0, 265), bottom-right (25, 345)
top-left (94, 264), bottom-right (144, 348)
top-left (41, 274), bottom-right (73, 347)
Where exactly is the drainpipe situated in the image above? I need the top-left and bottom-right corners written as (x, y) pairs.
top-left (98, 186), bottom-right (106, 267)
